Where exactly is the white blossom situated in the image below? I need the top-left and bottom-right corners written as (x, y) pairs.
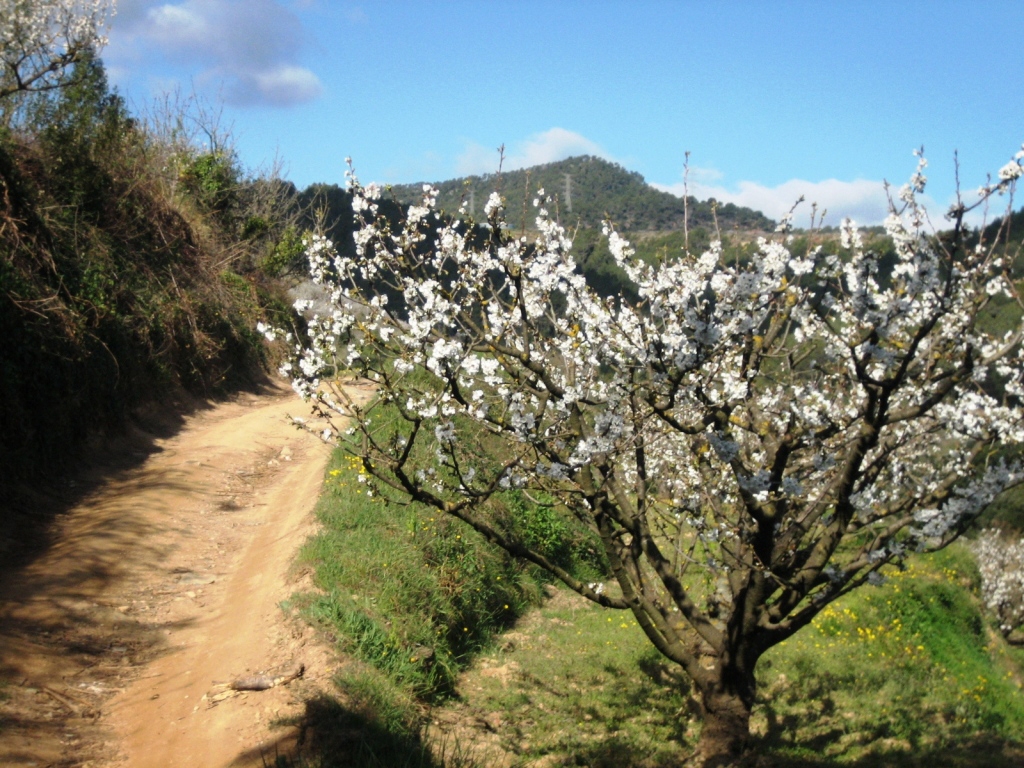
top-left (998, 160), bottom-right (1023, 182)
top-left (1, 0), bottom-right (113, 99)
top-left (972, 529), bottom-right (1024, 636)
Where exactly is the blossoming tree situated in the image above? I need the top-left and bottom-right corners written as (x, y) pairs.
top-left (972, 527), bottom-right (1024, 642)
top-left (0, 0), bottom-right (113, 100)
top-left (275, 149), bottom-right (1024, 765)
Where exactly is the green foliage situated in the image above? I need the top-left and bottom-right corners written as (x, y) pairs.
top-left (396, 547), bottom-right (1024, 766)
top-left (435, 588), bottom-right (694, 766)
top-left (978, 484), bottom-right (1024, 532)
top-left (259, 224), bottom-right (308, 277)
top-left (179, 149), bottom-right (239, 221)
top-left (293, 182), bottom-right (403, 265)
top-left (633, 228), bottom-right (711, 263)
top-left (570, 226), bottom-right (637, 301)
top-left (24, 51), bottom-right (136, 217)
top-left (298, 425), bottom-right (1024, 765)
top-left (32, 49), bottom-right (128, 141)
top-left (500, 489), bottom-right (607, 583)
top-left (330, 669), bottom-right (424, 742)
top-left (298, 391), bottom-right (612, 704)
top-left (299, 441), bottom-right (538, 700)
top-left (289, 676), bottom-right (474, 768)
top-left (0, 55), bottom-right (289, 494)
top-left (298, 158), bottom-right (775, 280)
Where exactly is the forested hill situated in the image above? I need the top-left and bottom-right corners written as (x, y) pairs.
top-left (388, 155), bottom-right (774, 232)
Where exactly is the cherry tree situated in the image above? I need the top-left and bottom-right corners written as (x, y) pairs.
top-left (972, 528), bottom-right (1024, 642)
top-left (0, 0), bottom-right (113, 100)
top-left (273, 148), bottom-right (1024, 765)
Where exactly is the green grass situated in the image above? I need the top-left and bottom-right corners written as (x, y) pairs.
top-left (433, 588), bottom-right (693, 767)
top-left (256, 669), bottom-right (473, 768)
top-left (293, 669), bottom-right (448, 768)
top-left (296, 448), bottom-right (544, 701)
top-left (979, 483), bottom-right (1024, 531)
top-left (417, 547), bottom-right (1024, 767)
top-left (290, 395), bottom-right (613, 766)
top-left (754, 545), bottom-right (1024, 765)
top-left (294, 400), bottom-right (1024, 766)
top-left (296, 388), bottom-right (607, 699)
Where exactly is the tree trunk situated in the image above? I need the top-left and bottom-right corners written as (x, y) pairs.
top-left (691, 686), bottom-right (753, 767)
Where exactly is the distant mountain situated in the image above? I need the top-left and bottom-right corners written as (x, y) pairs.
top-left (389, 155), bottom-right (774, 233)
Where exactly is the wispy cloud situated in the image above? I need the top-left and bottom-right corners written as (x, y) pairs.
top-left (651, 167), bottom-right (971, 228)
top-left (456, 128), bottom-right (611, 176)
top-left (108, 0), bottom-right (322, 107)
top-left (655, 171), bottom-right (903, 228)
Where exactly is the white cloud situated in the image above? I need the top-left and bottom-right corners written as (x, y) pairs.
top-left (147, 4), bottom-right (209, 49)
top-left (652, 165), bottom-right (980, 228)
top-left (457, 128), bottom-right (611, 176)
top-left (655, 174), bottom-right (902, 227)
top-left (107, 0), bottom-right (322, 108)
top-left (233, 64), bottom-right (322, 107)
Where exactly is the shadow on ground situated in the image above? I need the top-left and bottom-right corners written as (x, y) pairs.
top-left (0, 374), bottom-right (278, 576)
top-left (237, 696), bottom-right (1024, 768)
top-left (0, 374), bottom-right (277, 767)
top-left (229, 694), bottom-right (450, 768)
top-left (746, 733), bottom-right (1024, 768)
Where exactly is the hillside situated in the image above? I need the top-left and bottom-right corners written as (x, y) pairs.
top-left (389, 155), bottom-right (774, 232)
top-left (0, 56), bottom-right (297, 514)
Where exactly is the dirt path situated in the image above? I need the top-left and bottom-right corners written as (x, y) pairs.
top-left (0, 381), bottom-right (372, 767)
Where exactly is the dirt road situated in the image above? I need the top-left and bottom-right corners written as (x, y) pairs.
top-left (0, 382), bottom-right (370, 767)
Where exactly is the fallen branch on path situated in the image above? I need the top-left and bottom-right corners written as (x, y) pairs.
top-left (204, 663), bottom-right (304, 705)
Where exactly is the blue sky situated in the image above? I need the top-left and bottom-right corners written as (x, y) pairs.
top-left (104, 1), bottom-right (1024, 226)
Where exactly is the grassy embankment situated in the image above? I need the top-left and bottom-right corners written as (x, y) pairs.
top-left (290, 393), bottom-right (605, 766)
top-left (0, 57), bottom-right (302, 554)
